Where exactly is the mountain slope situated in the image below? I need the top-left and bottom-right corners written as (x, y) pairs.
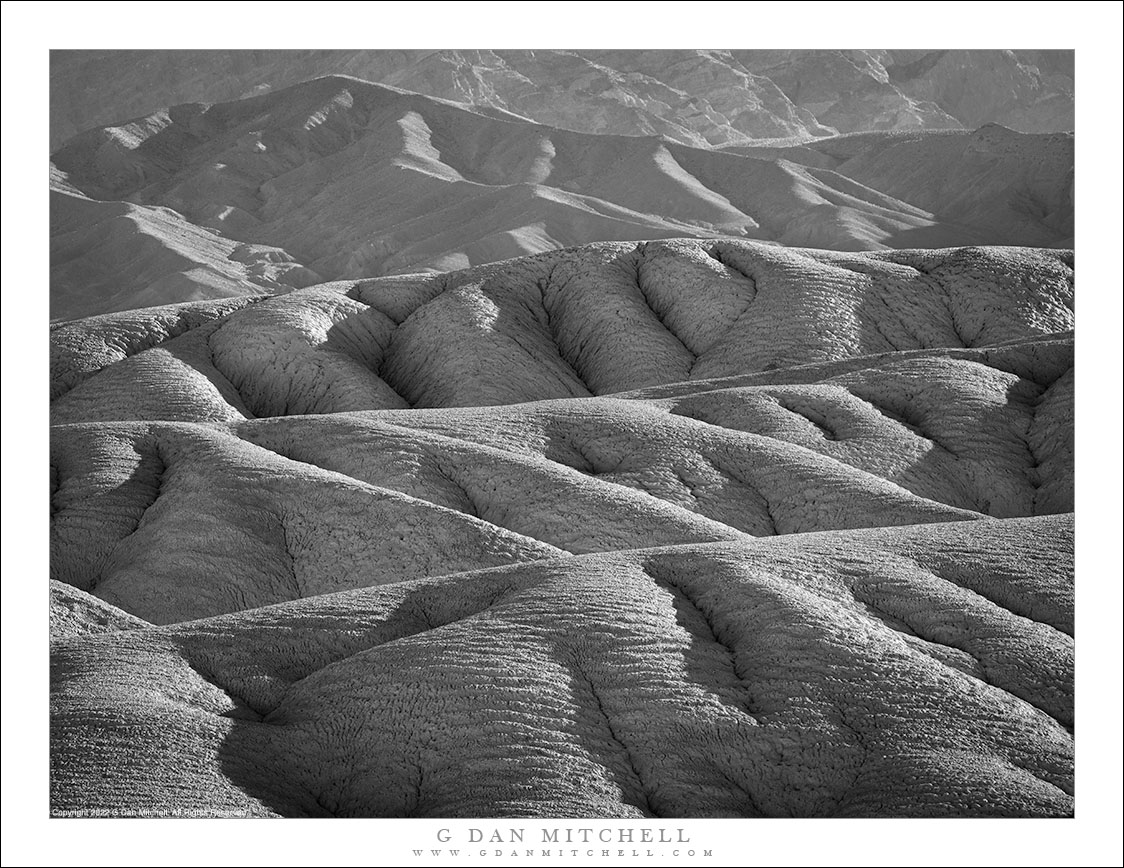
top-left (50, 77), bottom-right (1073, 318)
top-left (736, 49), bottom-right (1073, 135)
top-left (50, 181), bottom-right (320, 320)
top-left (49, 49), bottom-right (1074, 152)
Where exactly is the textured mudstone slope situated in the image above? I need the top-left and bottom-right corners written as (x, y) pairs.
top-left (52, 518), bottom-right (1073, 818)
top-left (49, 240), bottom-right (1074, 817)
top-left (51, 239), bottom-right (1073, 420)
top-left (52, 346), bottom-right (1072, 625)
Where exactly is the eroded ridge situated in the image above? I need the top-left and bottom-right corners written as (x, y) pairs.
top-left (48, 239), bottom-right (1075, 819)
top-left (52, 240), bottom-right (1072, 422)
top-left (51, 516), bottom-right (1073, 818)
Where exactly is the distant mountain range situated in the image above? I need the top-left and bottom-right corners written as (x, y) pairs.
top-left (51, 49), bottom-right (1074, 151)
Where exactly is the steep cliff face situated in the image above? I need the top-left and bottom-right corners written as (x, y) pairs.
top-left (50, 240), bottom-right (1074, 817)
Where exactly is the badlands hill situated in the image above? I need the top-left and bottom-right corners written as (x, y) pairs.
top-left (51, 240), bottom-right (1074, 817)
top-left (50, 75), bottom-right (1073, 319)
top-left (50, 49), bottom-right (1073, 152)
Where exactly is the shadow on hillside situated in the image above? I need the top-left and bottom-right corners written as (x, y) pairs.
top-left (203, 568), bottom-right (558, 817)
